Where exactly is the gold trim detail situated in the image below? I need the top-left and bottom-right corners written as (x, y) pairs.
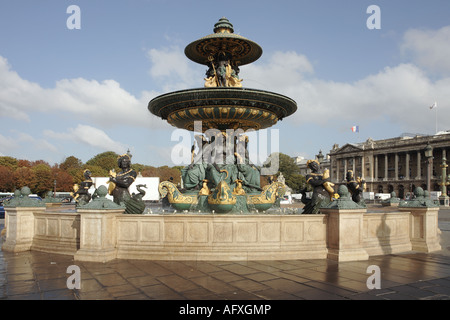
top-left (208, 181), bottom-right (237, 205)
top-left (158, 181), bottom-right (198, 205)
top-left (247, 182), bottom-right (283, 205)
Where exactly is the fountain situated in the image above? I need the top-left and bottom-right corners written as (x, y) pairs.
top-left (149, 17), bottom-right (297, 213)
top-left (1, 18), bottom-right (442, 263)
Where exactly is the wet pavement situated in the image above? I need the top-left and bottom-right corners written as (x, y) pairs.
top-left (1, 206), bottom-right (450, 302)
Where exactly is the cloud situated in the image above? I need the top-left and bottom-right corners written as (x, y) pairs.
top-left (147, 46), bottom-right (203, 91)
top-left (243, 50), bottom-right (450, 134)
top-left (44, 124), bottom-right (127, 154)
top-left (401, 26), bottom-right (450, 75)
top-left (243, 51), bottom-right (314, 92)
top-left (0, 134), bottom-right (17, 156)
top-left (0, 56), bottom-right (164, 129)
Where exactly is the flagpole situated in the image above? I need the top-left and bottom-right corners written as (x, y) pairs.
top-left (435, 106), bottom-right (438, 134)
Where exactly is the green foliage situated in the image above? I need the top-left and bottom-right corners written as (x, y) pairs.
top-left (0, 156), bottom-right (18, 170)
top-left (86, 151), bottom-right (120, 172)
top-left (262, 152), bottom-right (308, 193)
top-left (32, 163), bottom-right (53, 196)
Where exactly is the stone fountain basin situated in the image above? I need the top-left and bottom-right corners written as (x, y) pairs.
top-left (148, 87), bottom-right (298, 132)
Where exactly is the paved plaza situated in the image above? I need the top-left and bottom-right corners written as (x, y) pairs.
top-left (1, 206), bottom-right (450, 302)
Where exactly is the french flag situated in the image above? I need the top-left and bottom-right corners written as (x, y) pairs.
top-left (351, 126), bottom-right (359, 133)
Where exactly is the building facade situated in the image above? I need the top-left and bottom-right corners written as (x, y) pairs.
top-left (328, 133), bottom-right (450, 198)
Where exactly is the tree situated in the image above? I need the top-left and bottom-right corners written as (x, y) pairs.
top-left (32, 163), bottom-right (53, 196)
top-left (142, 166), bottom-right (181, 184)
top-left (0, 165), bottom-right (15, 192)
top-left (83, 165), bottom-right (108, 179)
top-left (13, 167), bottom-right (35, 190)
top-left (262, 152), bottom-right (307, 193)
top-left (0, 156), bottom-right (18, 170)
top-left (60, 156), bottom-right (83, 171)
top-left (86, 151), bottom-right (120, 173)
top-left (52, 167), bottom-right (74, 192)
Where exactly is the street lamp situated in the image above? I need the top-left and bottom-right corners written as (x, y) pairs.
top-left (424, 143), bottom-right (433, 192)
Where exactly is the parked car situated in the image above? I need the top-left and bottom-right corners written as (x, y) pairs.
top-left (0, 201), bottom-right (5, 219)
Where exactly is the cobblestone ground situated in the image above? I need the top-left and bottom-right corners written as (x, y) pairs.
top-left (0, 206), bottom-right (449, 301)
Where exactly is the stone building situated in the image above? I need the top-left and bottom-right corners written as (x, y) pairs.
top-left (327, 132), bottom-right (450, 198)
top-left (294, 150), bottom-right (331, 177)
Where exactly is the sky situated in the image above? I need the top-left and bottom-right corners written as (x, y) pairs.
top-left (1, 0), bottom-right (450, 168)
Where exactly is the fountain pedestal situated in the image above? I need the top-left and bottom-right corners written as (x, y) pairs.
top-left (322, 207), bottom-right (369, 261)
top-left (2, 207), bottom-right (46, 253)
top-left (74, 209), bottom-right (124, 263)
top-left (399, 206), bottom-right (441, 253)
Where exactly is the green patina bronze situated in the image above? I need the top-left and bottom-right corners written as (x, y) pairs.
top-left (399, 187), bottom-right (439, 208)
top-left (79, 185), bottom-right (124, 210)
top-left (3, 187), bottom-right (45, 208)
top-left (148, 18), bottom-right (298, 213)
top-left (322, 185), bottom-right (366, 210)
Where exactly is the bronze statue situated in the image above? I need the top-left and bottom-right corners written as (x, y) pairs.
top-left (78, 169), bottom-right (93, 205)
top-left (346, 170), bottom-right (366, 206)
top-left (301, 160), bottom-right (335, 214)
top-left (109, 153), bottom-right (137, 206)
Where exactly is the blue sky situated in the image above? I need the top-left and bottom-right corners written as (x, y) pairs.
top-left (1, 0), bottom-right (450, 167)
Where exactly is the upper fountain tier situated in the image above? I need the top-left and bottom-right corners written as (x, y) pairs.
top-left (148, 17), bottom-right (297, 133)
top-left (184, 17), bottom-right (263, 67)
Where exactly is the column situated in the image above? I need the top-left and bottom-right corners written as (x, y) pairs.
top-left (405, 153), bottom-right (410, 180)
top-left (344, 159), bottom-right (348, 181)
top-left (361, 155), bottom-right (365, 179)
top-left (416, 151), bottom-right (421, 179)
top-left (335, 158), bottom-right (340, 183)
top-left (384, 154), bottom-right (388, 181)
top-left (374, 155), bottom-right (379, 181)
top-left (395, 153), bottom-right (399, 180)
top-left (352, 157), bottom-right (356, 175)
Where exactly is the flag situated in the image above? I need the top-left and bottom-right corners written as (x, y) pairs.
top-left (351, 126), bottom-right (359, 133)
top-left (429, 101), bottom-right (437, 109)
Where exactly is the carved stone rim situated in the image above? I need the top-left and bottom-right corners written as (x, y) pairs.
top-left (148, 87), bottom-right (297, 132)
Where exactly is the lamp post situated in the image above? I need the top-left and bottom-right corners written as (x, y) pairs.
top-left (439, 153), bottom-right (449, 206)
top-left (424, 143), bottom-right (433, 192)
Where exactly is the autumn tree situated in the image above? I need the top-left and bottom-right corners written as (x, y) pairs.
top-left (142, 166), bottom-right (181, 184)
top-left (32, 163), bottom-right (54, 196)
top-left (52, 167), bottom-right (74, 192)
top-left (0, 165), bottom-right (15, 192)
top-left (13, 167), bottom-right (35, 190)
